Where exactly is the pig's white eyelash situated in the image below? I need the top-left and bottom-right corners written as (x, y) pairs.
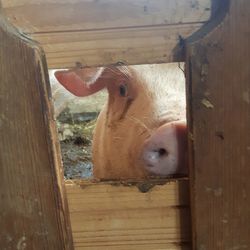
top-left (105, 66), bottom-right (131, 78)
top-left (105, 67), bottom-right (119, 76)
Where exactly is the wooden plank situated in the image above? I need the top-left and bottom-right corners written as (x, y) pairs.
top-left (66, 180), bottom-right (191, 250)
top-left (186, 0), bottom-right (250, 249)
top-left (0, 14), bottom-right (73, 249)
top-left (34, 23), bottom-right (201, 69)
top-left (1, 0), bottom-right (211, 68)
top-left (2, 0), bottom-right (211, 33)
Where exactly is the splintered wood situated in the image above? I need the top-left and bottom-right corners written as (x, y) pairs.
top-left (66, 180), bottom-right (191, 250)
top-left (1, 0), bottom-right (211, 68)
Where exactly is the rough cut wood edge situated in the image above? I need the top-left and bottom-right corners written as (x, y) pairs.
top-left (186, 0), bottom-right (250, 248)
top-left (0, 13), bottom-right (73, 249)
top-left (65, 179), bottom-right (191, 250)
top-left (1, 0), bottom-right (212, 68)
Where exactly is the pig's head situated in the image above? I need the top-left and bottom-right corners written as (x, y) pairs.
top-left (55, 63), bottom-right (187, 179)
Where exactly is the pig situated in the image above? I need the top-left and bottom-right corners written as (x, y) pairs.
top-left (54, 63), bottom-right (187, 179)
top-left (49, 69), bottom-right (107, 117)
top-left (49, 69), bottom-right (77, 117)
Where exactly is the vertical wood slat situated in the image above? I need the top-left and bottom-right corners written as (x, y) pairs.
top-left (0, 14), bottom-right (73, 249)
top-left (186, 0), bottom-right (250, 249)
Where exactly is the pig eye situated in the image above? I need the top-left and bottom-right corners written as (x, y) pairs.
top-left (119, 83), bottom-right (128, 97)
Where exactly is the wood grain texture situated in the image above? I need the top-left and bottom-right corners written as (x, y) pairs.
top-left (0, 14), bottom-right (73, 249)
top-left (2, 0), bottom-right (211, 33)
top-left (1, 0), bottom-right (211, 68)
top-left (34, 23), bottom-right (202, 69)
top-left (186, 0), bottom-right (250, 249)
top-left (66, 180), bottom-right (191, 250)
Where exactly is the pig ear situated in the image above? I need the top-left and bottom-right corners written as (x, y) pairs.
top-left (54, 67), bottom-right (106, 97)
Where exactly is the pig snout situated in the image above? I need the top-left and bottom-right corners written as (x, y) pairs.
top-left (141, 121), bottom-right (187, 176)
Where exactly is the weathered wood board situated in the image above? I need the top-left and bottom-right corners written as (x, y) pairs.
top-left (1, 0), bottom-right (211, 68)
top-left (66, 180), bottom-right (191, 250)
top-left (186, 0), bottom-right (250, 248)
top-left (0, 14), bottom-right (73, 249)
top-left (1, 0), bottom-right (211, 33)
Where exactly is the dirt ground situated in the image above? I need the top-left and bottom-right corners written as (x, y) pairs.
top-left (57, 109), bottom-right (98, 179)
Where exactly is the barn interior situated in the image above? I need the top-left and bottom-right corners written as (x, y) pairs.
top-left (2, 1), bottom-right (249, 250)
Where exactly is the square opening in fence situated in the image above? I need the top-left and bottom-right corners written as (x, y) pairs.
top-left (50, 62), bottom-right (187, 180)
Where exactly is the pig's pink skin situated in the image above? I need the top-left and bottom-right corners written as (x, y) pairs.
top-left (54, 68), bottom-right (106, 97)
top-left (141, 120), bottom-right (187, 176)
top-left (55, 64), bottom-right (187, 179)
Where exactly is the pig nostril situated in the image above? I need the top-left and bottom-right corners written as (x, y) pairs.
top-left (143, 147), bottom-right (169, 169)
top-left (158, 148), bottom-right (168, 157)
